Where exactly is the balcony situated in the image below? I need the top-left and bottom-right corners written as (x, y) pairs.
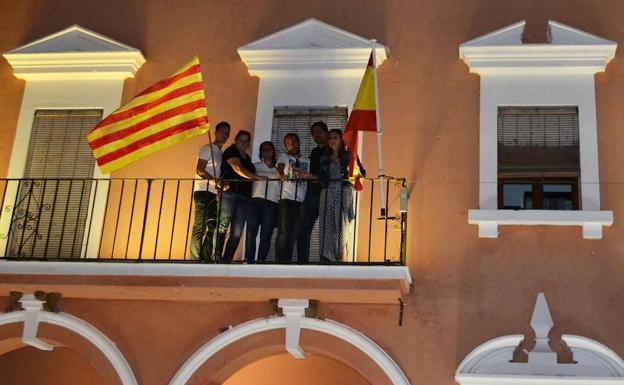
top-left (0, 177), bottom-right (411, 304)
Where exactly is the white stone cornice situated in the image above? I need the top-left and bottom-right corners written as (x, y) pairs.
top-left (3, 51), bottom-right (146, 80)
top-left (460, 20), bottom-right (616, 75)
top-left (238, 18), bottom-right (387, 78)
top-left (3, 25), bottom-right (145, 80)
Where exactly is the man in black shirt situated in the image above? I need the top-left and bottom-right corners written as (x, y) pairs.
top-left (297, 121), bottom-right (329, 262)
top-left (215, 130), bottom-right (266, 262)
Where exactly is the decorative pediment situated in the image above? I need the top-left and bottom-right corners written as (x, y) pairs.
top-left (459, 20), bottom-right (617, 75)
top-left (3, 25), bottom-right (145, 80)
top-left (548, 21), bottom-right (615, 45)
top-left (238, 18), bottom-right (387, 77)
top-left (461, 20), bottom-right (526, 47)
top-left (456, 293), bottom-right (624, 385)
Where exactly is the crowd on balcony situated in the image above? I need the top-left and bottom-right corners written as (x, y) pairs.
top-left (191, 121), bottom-right (365, 264)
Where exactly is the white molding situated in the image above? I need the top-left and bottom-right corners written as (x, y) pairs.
top-left (460, 20), bottom-right (616, 75)
top-left (0, 261), bottom-right (412, 288)
top-left (460, 21), bottom-right (617, 239)
top-left (278, 299), bottom-right (308, 359)
top-left (3, 25), bottom-right (145, 80)
top-left (468, 210), bottom-right (614, 239)
top-left (238, 18), bottom-right (387, 78)
top-left (168, 311), bottom-right (411, 385)
top-left (19, 294), bottom-right (53, 350)
top-left (3, 52), bottom-right (146, 80)
top-left (456, 294), bottom-right (624, 385)
top-left (0, 303), bottom-right (137, 385)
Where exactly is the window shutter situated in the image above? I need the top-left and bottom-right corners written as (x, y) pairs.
top-left (271, 107), bottom-right (348, 156)
top-left (498, 107), bottom-right (580, 177)
top-left (10, 110), bottom-right (102, 258)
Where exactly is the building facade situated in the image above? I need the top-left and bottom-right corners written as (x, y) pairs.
top-left (0, 1), bottom-right (624, 385)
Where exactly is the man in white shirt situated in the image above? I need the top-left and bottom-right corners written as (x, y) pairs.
top-left (191, 121), bottom-right (230, 261)
top-left (275, 133), bottom-right (312, 263)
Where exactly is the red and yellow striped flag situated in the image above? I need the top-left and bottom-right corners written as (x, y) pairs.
top-left (87, 57), bottom-right (209, 174)
top-left (343, 54), bottom-right (377, 191)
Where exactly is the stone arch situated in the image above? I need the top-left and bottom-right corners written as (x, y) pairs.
top-left (0, 309), bottom-right (137, 385)
top-left (169, 316), bottom-right (410, 385)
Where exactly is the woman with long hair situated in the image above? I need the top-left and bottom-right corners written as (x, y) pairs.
top-left (318, 129), bottom-right (364, 262)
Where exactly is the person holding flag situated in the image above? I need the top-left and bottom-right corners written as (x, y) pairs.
top-left (191, 121), bottom-right (230, 262)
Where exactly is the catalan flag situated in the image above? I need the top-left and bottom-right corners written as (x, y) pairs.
top-left (87, 57), bottom-right (209, 174)
top-left (344, 53), bottom-right (377, 191)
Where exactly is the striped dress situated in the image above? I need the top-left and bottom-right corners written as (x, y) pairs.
top-left (319, 160), bottom-right (354, 262)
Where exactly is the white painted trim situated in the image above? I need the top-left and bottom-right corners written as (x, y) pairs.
top-left (19, 294), bottom-right (53, 350)
top-left (456, 374), bottom-right (624, 385)
top-left (460, 20), bottom-right (616, 76)
top-left (238, 18), bottom-right (387, 78)
top-left (0, 80), bottom-right (127, 257)
top-left (456, 294), bottom-right (624, 385)
top-left (278, 299), bottom-right (308, 359)
top-left (460, 20), bottom-right (617, 238)
top-left (238, 48), bottom-right (386, 78)
top-left (4, 25), bottom-right (145, 81)
top-left (168, 314), bottom-right (411, 385)
top-left (8, 25), bottom-right (140, 54)
top-left (0, 261), bottom-right (412, 288)
top-left (0, 309), bottom-right (137, 385)
top-left (468, 209), bottom-right (614, 239)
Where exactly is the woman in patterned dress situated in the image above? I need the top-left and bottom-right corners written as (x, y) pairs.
top-left (318, 129), bottom-right (363, 262)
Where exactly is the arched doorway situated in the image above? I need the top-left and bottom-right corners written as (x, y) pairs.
top-left (169, 308), bottom-right (410, 385)
top-left (0, 296), bottom-right (137, 385)
top-left (223, 352), bottom-right (371, 385)
top-left (0, 345), bottom-right (107, 385)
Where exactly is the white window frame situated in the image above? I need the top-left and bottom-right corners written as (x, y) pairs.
top-left (1, 25), bottom-right (145, 257)
top-left (460, 20), bottom-right (617, 239)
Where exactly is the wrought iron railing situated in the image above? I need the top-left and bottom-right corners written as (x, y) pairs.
top-left (0, 177), bottom-right (407, 264)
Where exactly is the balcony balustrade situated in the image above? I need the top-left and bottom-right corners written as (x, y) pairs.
top-left (0, 177), bottom-right (407, 265)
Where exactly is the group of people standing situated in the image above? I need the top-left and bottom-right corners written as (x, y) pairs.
top-left (190, 120), bottom-right (364, 264)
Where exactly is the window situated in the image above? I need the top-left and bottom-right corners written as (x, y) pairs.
top-left (460, 20), bottom-right (616, 238)
top-left (497, 107), bottom-right (580, 210)
top-left (271, 107), bottom-right (348, 156)
top-left (9, 110), bottom-right (102, 258)
top-left (266, 106), bottom-right (349, 262)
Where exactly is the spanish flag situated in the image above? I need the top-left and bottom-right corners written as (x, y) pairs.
top-left (344, 54), bottom-right (377, 191)
top-left (87, 57), bottom-right (209, 174)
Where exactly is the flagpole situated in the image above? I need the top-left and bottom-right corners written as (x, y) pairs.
top-left (371, 39), bottom-right (387, 217)
top-left (206, 127), bottom-right (219, 193)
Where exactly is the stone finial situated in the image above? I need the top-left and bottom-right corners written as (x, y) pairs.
top-left (530, 293), bottom-right (554, 352)
top-left (528, 293), bottom-right (556, 364)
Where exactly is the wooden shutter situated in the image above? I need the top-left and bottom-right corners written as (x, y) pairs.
top-left (498, 107), bottom-right (580, 177)
top-left (9, 110), bottom-right (102, 258)
top-left (269, 106), bottom-right (349, 262)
